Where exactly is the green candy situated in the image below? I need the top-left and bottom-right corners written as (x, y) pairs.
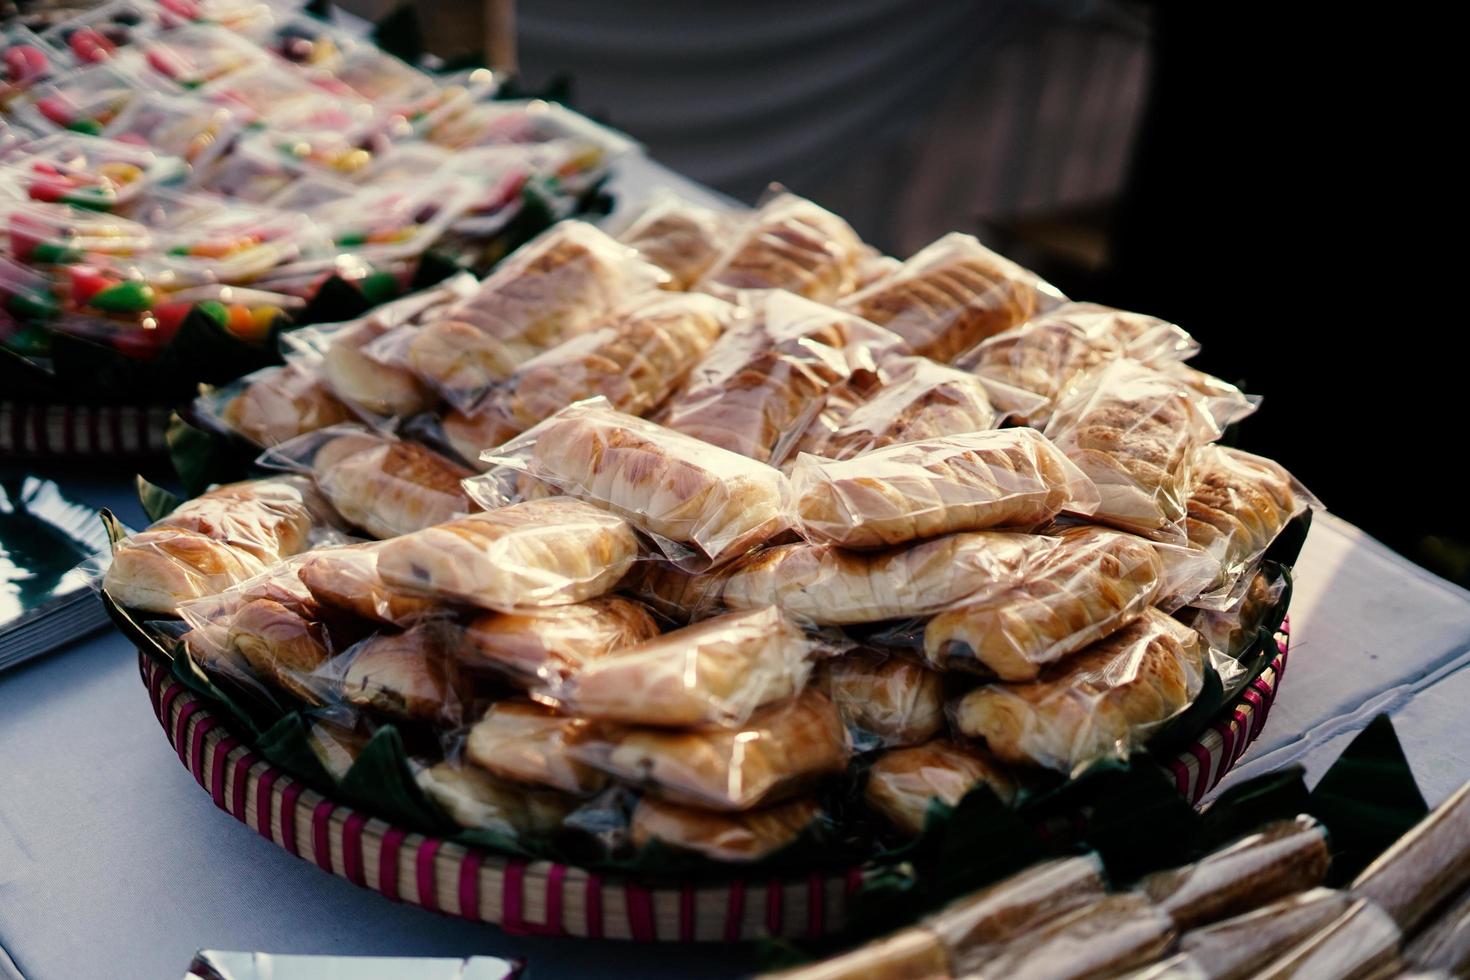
top-left (6, 291), bottom-right (60, 320)
top-left (359, 271), bottom-right (399, 304)
top-left (88, 280), bottom-right (156, 314)
top-left (29, 242), bottom-right (82, 264)
top-left (196, 300), bottom-right (229, 327)
top-left (67, 119), bottom-right (104, 136)
top-left (335, 232), bottom-right (367, 247)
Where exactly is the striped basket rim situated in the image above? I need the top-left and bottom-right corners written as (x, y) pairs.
top-left (137, 622), bottom-right (1289, 941)
top-left (0, 401), bottom-right (170, 458)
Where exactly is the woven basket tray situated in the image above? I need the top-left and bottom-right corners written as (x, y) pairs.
top-left (0, 401), bottom-right (170, 458)
top-left (134, 621), bottom-right (1290, 942)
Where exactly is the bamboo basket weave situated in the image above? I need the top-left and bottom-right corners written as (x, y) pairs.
top-left (0, 401), bottom-right (170, 457)
top-left (134, 622), bottom-right (1290, 941)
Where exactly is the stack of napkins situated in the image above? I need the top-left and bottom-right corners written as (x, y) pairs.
top-left (0, 477), bottom-right (118, 672)
top-left (185, 951), bottom-right (522, 980)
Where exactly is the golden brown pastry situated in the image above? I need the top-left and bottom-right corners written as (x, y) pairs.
top-left (1186, 444), bottom-right (1303, 593)
top-left (152, 477), bottom-right (319, 562)
top-left (840, 232), bottom-right (1059, 363)
top-left (954, 607), bottom-right (1206, 772)
top-left (617, 193), bottom-right (740, 288)
top-left (222, 363), bottom-right (352, 447)
top-left (1177, 567), bottom-right (1285, 658)
top-left (297, 543), bottom-right (441, 627)
top-left (340, 625), bottom-right (476, 726)
top-left (321, 315), bottom-right (436, 417)
top-left (865, 740), bottom-right (1017, 837)
top-left (584, 689), bottom-right (851, 811)
top-left (458, 596), bottom-right (662, 686)
top-left (227, 597), bottom-right (331, 704)
top-left (416, 760), bottom-right (575, 836)
top-left (620, 558), bottom-right (734, 623)
top-left (311, 431), bottom-right (476, 540)
top-left (791, 428), bottom-right (1098, 549)
top-left (465, 699), bottom-right (607, 795)
top-left (1352, 780), bottom-right (1470, 934)
top-left (720, 532), bottom-right (1048, 626)
top-left (561, 607), bottom-right (814, 727)
top-left (1162, 362), bottom-right (1258, 429)
top-left (817, 649), bottom-right (945, 748)
top-left (405, 318), bottom-right (517, 409)
top-left (376, 498), bottom-right (638, 612)
top-left (441, 404), bottom-right (516, 471)
top-left (966, 893), bottom-right (1175, 980)
top-left (923, 855), bottom-right (1107, 961)
top-left (698, 192), bottom-right (864, 303)
top-left (1403, 884), bottom-right (1470, 975)
top-left (1251, 899), bottom-right (1402, 980)
top-left (1173, 888), bottom-right (1352, 980)
top-left (630, 796), bottom-right (820, 863)
top-left (924, 526), bottom-right (1164, 680)
top-left (760, 927), bottom-right (951, 980)
top-left (307, 720), bottom-right (370, 782)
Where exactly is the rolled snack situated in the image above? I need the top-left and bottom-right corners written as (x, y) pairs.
top-left (474, 399), bottom-right (791, 567)
top-left (923, 525), bottom-right (1164, 680)
top-left (416, 760), bottom-right (575, 836)
top-left (307, 430), bottom-right (476, 539)
top-left (321, 315), bottom-right (436, 417)
top-left (143, 477), bottom-right (319, 562)
top-left (1044, 359), bottom-right (1220, 541)
top-left (338, 625), bottom-right (476, 727)
top-left (721, 532), bottom-right (1049, 626)
top-left (559, 607), bottom-right (815, 727)
top-left (865, 740), bottom-right (1016, 837)
top-left (621, 559), bottom-right (734, 623)
top-left (791, 428), bottom-right (1100, 550)
top-left (759, 926), bottom-right (952, 980)
top-left (1186, 445), bottom-right (1307, 596)
top-left (579, 689), bottom-right (851, 811)
top-left (698, 191), bottom-right (865, 303)
top-left (840, 232), bottom-right (1062, 363)
top-left (297, 543), bottom-right (440, 627)
top-left (1177, 568), bottom-right (1286, 660)
top-left (656, 291), bottom-right (897, 464)
top-left (1404, 885), bottom-right (1470, 974)
top-left (817, 649), bottom-right (945, 748)
top-left (616, 191), bottom-right (740, 288)
top-left (376, 498), bottom-right (639, 612)
top-left (1136, 816), bottom-right (1332, 930)
top-left (459, 596), bottom-right (662, 687)
top-left (966, 894), bottom-right (1175, 980)
top-left (466, 699), bottom-right (608, 795)
top-left (924, 854), bottom-right (1108, 960)
top-left (1252, 899), bottom-right (1402, 980)
top-left (630, 796), bottom-right (821, 863)
top-left (954, 607), bottom-right (1206, 772)
top-left (1352, 780), bottom-right (1470, 934)
top-left (1174, 887), bottom-right (1353, 980)
top-left (227, 597), bottom-right (331, 705)
top-left (221, 362), bottom-right (353, 447)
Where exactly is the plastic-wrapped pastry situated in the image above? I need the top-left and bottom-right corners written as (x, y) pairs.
top-left (1136, 816), bottom-right (1331, 930)
top-left (458, 596), bottom-right (662, 688)
top-left (578, 689), bottom-right (851, 811)
top-left (840, 232), bottom-right (1063, 362)
top-left (926, 855), bottom-right (1108, 962)
top-left (1186, 445), bottom-right (1307, 598)
top-left (337, 625), bottom-right (476, 727)
top-left (924, 526), bottom-right (1164, 680)
top-left (954, 607), bottom-right (1206, 772)
top-left (817, 649), bottom-right (945, 748)
top-left (227, 597), bottom-right (332, 705)
top-left (1044, 359), bottom-right (1220, 541)
top-left (320, 314), bottom-right (436, 418)
top-left (556, 607), bottom-right (815, 727)
top-left (760, 927), bottom-right (952, 980)
top-left (465, 699), bottom-right (607, 795)
top-left (791, 428), bottom-right (1099, 550)
top-left (1177, 567), bottom-right (1286, 660)
top-left (221, 362), bottom-right (353, 447)
top-left (698, 191), bottom-right (865, 303)
top-left (966, 893), bottom-right (1176, 980)
top-left (1171, 888), bottom-right (1352, 980)
top-left (657, 291), bottom-right (898, 464)
top-left (621, 559), bottom-right (734, 623)
top-left (405, 221), bottom-right (668, 407)
top-left (297, 542), bottom-right (440, 627)
top-left (720, 532), bottom-right (1049, 626)
top-left (473, 399), bottom-right (791, 567)
top-left (630, 796), bottom-right (820, 863)
top-left (1404, 885), bottom-right (1470, 974)
top-left (1252, 899), bottom-right (1402, 980)
top-left (615, 191), bottom-right (740, 288)
top-left (416, 760), bottom-right (575, 836)
top-left (1352, 780), bottom-right (1470, 934)
top-left (376, 498), bottom-right (639, 612)
top-left (307, 719), bottom-right (370, 782)
top-left (1162, 362), bottom-right (1259, 430)
top-left (865, 740), bottom-right (1017, 836)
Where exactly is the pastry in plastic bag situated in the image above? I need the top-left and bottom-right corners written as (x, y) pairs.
top-left (298, 429), bottom-right (476, 540)
top-left (337, 624), bottom-right (477, 727)
top-left (578, 689), bottom-right (851, 811)
top-left (473, 399), bottom-right (791, 567)
top-left (1172, 888), bottom-right (1352, 980)
top-left (1352, 779), bottom-right (1470, 934)
top-left (630, 795), bottom-right (820, 863)
top-left (1251, 899), bottom-right (1402, 980)
top-left (840, 232), bottom-right (1063, 362)
top-left (1177, 567), bottom-right (1286, 660)
top-left (954, 607), bottom-right (1206, 772)
top-left (759, 926), bottom-right (951, 980)
top-left (376, 498), bottom-right (638, 612)
top-left (620, 558), bottom-right (734, 623)
top-left (865, 740), bottom-right (1017, 836)
top-left (221, 362), bottom-right (353, 447)
top-left (557, 607), bottom-right (814, 727)
top-left (615, 191), bottom-right (740, 288)
top-left (1044, 359), bottom-right (1220, 541)
top-left (698, 191), bottom-right (864, 303)
top-left (817, 648), bottom-right (945, 748)
top-left (966, 893), bottom-right (1175, 980)
top-left (466, 699), bottom-right (607, 795)
top-left (416, 760), bottom-right (575, 836)
top-left (296, 542), bottom-right (441, 627)
top-left (657, 291), bottom-right (899, 464)
top-left (721, 531), bottom-right (1049, 626)
top-left (1186, 444), bottom-right (1308, 598)
top-left (1162, 362), bottom-right (1259, 430)
top-left (924, 525), bottom-right (1164, 680)
top-left (791, 428), bottom-right (1099, 550)
top-left (925, 854), bottom-right (1107, 962)
top-left (320, 314), bottom-right (436, 418)
top-left (459, 596), bottom-right (662, 688)
top-left (1404, 885), bottom-right (1470, 975)
top-left (227, 596), bottom-right (332, 705)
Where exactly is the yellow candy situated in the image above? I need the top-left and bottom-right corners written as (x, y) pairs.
top-left (98, 161), bottom-right (144, 187)
top-left (333, 148), bottom-right (372, 173)
top-left (251, 305), bottom-right (283, 333)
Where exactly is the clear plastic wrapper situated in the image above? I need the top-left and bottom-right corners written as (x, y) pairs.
top-left (2, 26), bottom-right (64, 108)
top-left (102, 88), bottom-right (241, 169)
top-left (16, 63), bottom-right (137, 137)
top-left (424, 98), bottom-right (639, 165)
top-left (291, 174), bottom-right (474, 266)
top-left (123, 22), bottom-right (266, 90)
top-left (197, 60), bottom-right (324, 124)
top-left (465, 699), bottom-right (608, 795)
top-left (1171, 887), bottom-right (1352, 980)
top-left (330, 622), bottom-right (477, 727)
top-left (953, 606), bottom-right (1206, 773)
top-left (134, 188), bottom-right (324, 285)
top-left (3, 197), bottom-right (151, 263)
top-left (719, 531), bottom-right (1052, 626)
top-left (613, 189), bottom-right (742, 288)
top-left (1135, 815), bottom-right (1331, 930)
top-left (296, 542), bottom-right (440, 627)
top-left (1177, 568), bottom-right (1287, 663)
top-left (966, 894), bottom-right (1175, 980)
top-left (865, 739), bottom-right (1016, 837)
top-left (212, 362), bottom-right (353, 447)
top-left (3, 131), bottom-right (185, 210)
top-left (317, 314), bottom-right (437, 419)
top-left (1252, 899), bottom-right (1402, 980)
top-left (552, 607), bottom-right (815, 728)
top-left (697, 190), bottom-right (865, 303)
top-left (39, 0), bottom-right (162, 65)
top-left (817, 648), bottom-right (945, 749)
top-left (619, 558), bottom-right (734, 624)
top-left (374, 497), bottom-right (639, 613)
top-left (1352, 780), bottom-right (1470, 934)
top-left (415, 759), bottom-right (576, 836)
top-left (1404, 885), bottom-right (1470, 974)
top-left (840, 231), bottom-right (1065, 363)
top-left (924, 525), bottom-right (1164, 681)
top-left (655, 291), bottom-right (901, 464)
top-left (630, 795), bottom-right (821, 863)
top-left (1162, 362), bottom-right (1259, 429)
top-left (760, 926), bottom-right (951, 980)
top-left (471, 399), bottom-right (793, 568)
top-left (1044, 359), bottom-right (1221, 542)
top-left (791, 428), bottom-right (1100, 550)
top-left (927, 854), bottom-right (1108, 964)
top-left (574, 689), bottom-right (852, 812)
top-left (306, 715), bottom-right (370, 782)
top-left (457, 596), bottom-right (662, 689)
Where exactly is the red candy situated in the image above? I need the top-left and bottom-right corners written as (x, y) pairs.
top-left (157, 0), bottom-right (202, 21)
top-left (146, 46), bottom-right (191, 80)
top-left (67, 266), bottom-right (114, 305)
top-left (34, 96), bottom-right (73, 128)
top-left (68, 28), bottom-right (117, 64)
top-left (3, 45), bottom-right (50, 83)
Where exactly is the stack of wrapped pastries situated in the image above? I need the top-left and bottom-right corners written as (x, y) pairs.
top-left (105, 187), bottom-right (1313, 866)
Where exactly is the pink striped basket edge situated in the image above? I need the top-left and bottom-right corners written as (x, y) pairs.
top-left (137, 622), bottom-right (1291, 942)
top-left (0, 402), bottom-right (170, 457)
